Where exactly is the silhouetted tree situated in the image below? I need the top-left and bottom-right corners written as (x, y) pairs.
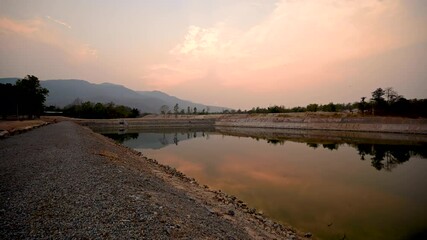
top-left (358, 97), bottom-right (367, 115)
top-left (173, 103), bottom-right (179, 117)
top-left (14, 75), bottom-right (49, 119)
top-left (63, 101), bottom-right (140, 119)
top-left (306, 104), bottom-right (318, 112)
top-left (0, 83), bottom-right (18, 119)
top-left (384, 87), bottom-right (400, 104)
top-left (160, 105), bottom-right (169, 115)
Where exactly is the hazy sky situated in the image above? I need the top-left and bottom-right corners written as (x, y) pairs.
top-left (1, 0), bottom-right (426, 109)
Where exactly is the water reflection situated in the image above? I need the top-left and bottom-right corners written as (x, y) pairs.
top-left (99, 128), bottom-right (427, 240)
top-left (105, 130), bottom-right (427, 172)
top-left (103, 132), bottom-right (139, 144)
top-left (304, 141), bottom-right (427, 171)
top-left (103, 128), bottom-right (212, 150)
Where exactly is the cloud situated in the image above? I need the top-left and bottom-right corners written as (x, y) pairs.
top-left (0, 17), bottom-right (40, 34)
top-left (143, 0), bottom-right (427, 100)
top-left (0, 17), bottom-right (97, 62)
top-left (171, 25), bottom-right (219, 55)
top-left (45, 15), bottom-right (72, 29)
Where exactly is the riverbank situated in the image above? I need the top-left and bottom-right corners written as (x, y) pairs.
top-left (0, 119), bottom-right (51, 138)
top-left (50, 113), bottom-right (427, 135)
top-left (0, 122), bottom-right (308, 239)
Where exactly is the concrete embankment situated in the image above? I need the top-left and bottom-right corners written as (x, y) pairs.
top-left (73, 113), bottom-right (427, 135)
top-left (215, 114), bottom-right (427, 135)
top-left (215, 127), bottom-right (427, 145)
top-left (76, 115), bottom-right (219, 129)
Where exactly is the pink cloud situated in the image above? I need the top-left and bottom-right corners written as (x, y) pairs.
top-left (142, 0), bottom-right (426, 99)
top-left (0, 17), bottom-right (40, 34)
top-left (0, 17), bottom-right (97, 63)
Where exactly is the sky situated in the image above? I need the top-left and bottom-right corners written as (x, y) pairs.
top-left (1, 0), bottom-right (426, 110)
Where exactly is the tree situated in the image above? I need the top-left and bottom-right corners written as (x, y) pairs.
top-left (130, 108), bottom-right (140, 118)
top-left (306, 104), bottom-right (318, 112)
top-left (160, 105), bottom-right (169, 115)
top-left (15, 75), bottom-right (49, 118)
top-left (322, 102), bottom-right (336, 112)
top-left (173, 103), bottom-right (179, 116)
top-left (384, 87), bottom-right (399, 103)
top-left (63, 101), bottom-right (140, 119)
top-left (187, 106), bottom-right (191, 114)
top-left (358, 97), bottom-right (367, 115)
top-left (193, 107), bottom-right (197, 114)
top-left (371, 88), bottom-right (385, 102)
top-left (371, 88), bottom-right (387, 115)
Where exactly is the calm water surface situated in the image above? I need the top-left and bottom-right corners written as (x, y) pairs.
top-left (102, 129), bottom-right (427, 240)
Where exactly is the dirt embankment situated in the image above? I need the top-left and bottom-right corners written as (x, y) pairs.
top-left (0, 120), bottom-right (52, 138)
top-left (0, 121), bottom-right (309, 239)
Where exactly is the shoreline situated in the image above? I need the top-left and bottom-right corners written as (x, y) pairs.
top-left (2, 116), bottom-right (426, 238)
top-left (87, 123), bottom-right (311, 239)
top-left (45, 113), bottom-right (427, 135)
top-left (1, 121), bottom-right (310, 239)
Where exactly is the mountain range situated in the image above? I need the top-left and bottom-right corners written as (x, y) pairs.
top-left (0, 78), bottom-right (230, 113)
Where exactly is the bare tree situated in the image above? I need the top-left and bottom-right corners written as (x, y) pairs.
top-left (160, 105), bottom-right (169, 115)
top-left (384, 87), bottom-right (400, 103)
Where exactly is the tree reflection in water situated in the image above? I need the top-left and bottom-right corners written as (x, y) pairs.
top-left (105, 131), bottom-right (427, 172)
top-left (356, 144), bottom-right (427, 171)
top-left (103, 132), bottom-right (139, 144)
top-left (267, 138), bottom-right (426, 171)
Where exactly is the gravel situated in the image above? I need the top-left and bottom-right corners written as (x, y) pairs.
top-left (0, 121), bottom-right (304, 239)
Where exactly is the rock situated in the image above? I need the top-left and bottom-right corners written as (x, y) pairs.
top-left (304, 232), bottom-right (312, 238)
top-left (0, 130), bottom-right (10, 138)
top-left (227, 210), bottom-right (235, 216)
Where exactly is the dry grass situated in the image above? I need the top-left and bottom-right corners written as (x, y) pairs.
top-left (0, 120), bottom-right (47, 131)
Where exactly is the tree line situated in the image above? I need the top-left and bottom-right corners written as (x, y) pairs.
top-left (243, 87), bottom-right (426, 118)
top-left (0, 75), bottom-right (49, 119)
top-left (2, 75), bottom-right (425, 119)
top-left (0, 75), bottom-right (140, 119)
top-left (60, 100), bottom-right (140, 119)
top-left (159, 104), bottom-right (211, 115)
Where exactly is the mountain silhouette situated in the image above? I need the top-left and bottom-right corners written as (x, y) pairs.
top-left (0, 78), bottom-right (230, 113)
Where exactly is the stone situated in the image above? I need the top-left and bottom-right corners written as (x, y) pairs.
top-left (304, 232), bottom-right (312, 238)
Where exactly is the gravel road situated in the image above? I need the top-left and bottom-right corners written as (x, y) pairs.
top-left (0, 121), bottom-right (304, 239)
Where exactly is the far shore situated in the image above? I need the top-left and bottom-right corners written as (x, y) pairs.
top-left (45, 112), bottom-right (427, 135)
top-left (2, 112), bottom-right (426, 139)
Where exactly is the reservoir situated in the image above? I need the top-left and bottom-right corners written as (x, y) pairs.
top-left (101, 128), bottom-right (427, 240)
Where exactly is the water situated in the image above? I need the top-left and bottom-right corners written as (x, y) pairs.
top-left (101, 128), bottom-right (427, 240)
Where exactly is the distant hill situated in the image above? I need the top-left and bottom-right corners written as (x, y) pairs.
top-left (0, 78), bottom-right (230, 113)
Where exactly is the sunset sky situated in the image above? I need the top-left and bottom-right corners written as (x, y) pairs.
top-left (1, 0), bottom-right (426, 109)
